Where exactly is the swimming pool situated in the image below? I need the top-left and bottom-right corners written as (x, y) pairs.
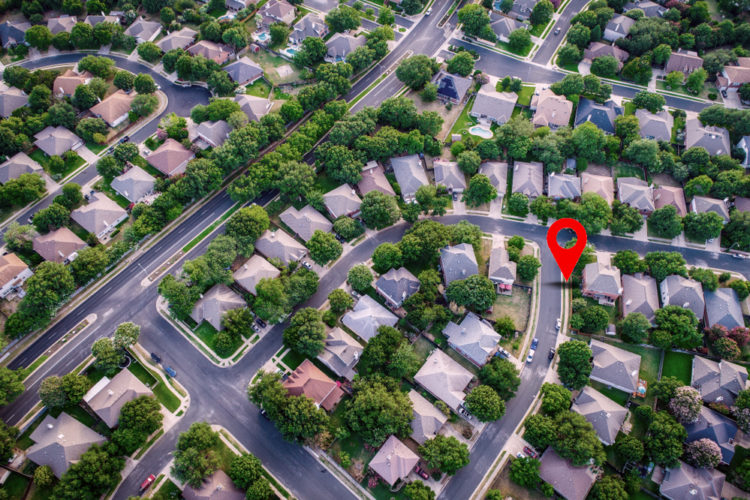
top-left (469, 125), bottom-right (493, 139)
top-left (286, 48), bottom-right (297, 55)
top-left (256, 32), bottom-right (269, 41)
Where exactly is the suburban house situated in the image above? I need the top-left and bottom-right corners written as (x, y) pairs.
top-left (226, 0), bottom-right (254, 10)
top-left (325, 33), bottom-right (365, 62)
top-left (282, 359), bottom-right (344, 411)
top-left (234, 94), bottom-right (272, 122)
top-left (685, 118), bottom-right (731, 156)
top-left (358, 161), bottom-right (395, 196)
top-left (571, 386), bottom-right (628, 445)
top-left (391, 154), bottom-right (428, 203)
top-left (653, 185), bottom-right (687, 217)
top-left (737, 136), bottom-right (750, 167)
top-left (664, 50), bottom-right (704, 75)
top-left (0, 253), bottom-right (32, 298)
top-left (258, 0), bottom-right (296, 27)
top-left (27, 414), bottom-right (107, 478)
top-left (488, 247), bottom-right (516, 294)
top-left (322, 184), bottom-right (362, 219)
top-left (659, 461), bottom-right (725, 500)
top-left (32, 227), bottom-right (86, 264)
top-left (317, 327), bottom-right (363, 381)
top-left (156, 27), bottom-right (197, 51)
top-left (603, 14), bottom-right (635, 42)
top-left (692, 357), bottom-right (747, 405)
top-left (583, 42), bottom-right (629, 70)
top-left (440, 243), bottom-right (478, 286)
top-left (539, 449), bottom-right (597, 500)
top-left (414, 349), bottom-right (473, 412)
top-left (432, 70), bottom-right (473, 104)
top-left (342, 295), bottom-right (398, 342)
top-left (581, 173), bottom-right (615, 204)
top-left (111, 165), bottom-right (156, 204)
top-left (704, 288), bottom-right (744, 329)
top-left (187, 40), bottom-right (233, 65)
top-left (470, 84), bottom-right (517, 125)
top-left (147, 138), bottom-right (195, 177)
top-left (590, 339), bottom-right (642, 393)
top-left (52, 69), bottom-right (93, 97)
top-left (635, 108), bottom-right (673, 142)
top-left (488, 12), bottom-right (525, 43)
top-left (690, 196), bottom-right (730, 223)
top-left (623, 0), bottom-right (666, 16)
top-left (182, 470), bottom-right (244, 500)
top-left (0, 152), bottom-right (42, 184)
top-left (0, 20), bottom-right (30, 48)
top-left (443, 312), bottom-right (500, 366)
top-left (190, 284), bottom-right (245, 331)
top-left (408, 390), bottom-right (447, 445)
top-left (735, 196), bottom-right (750, 212)
top-left (279, 205), bottom-right (333, 242)
top-left (509, 0), bottom-right (537, 19)
top-left (685, 406), bottom-right (738, 464)
top-left (659, 275), bottom-right (705, 319)
top-left (34, 126), bottom-right (83, 156)
top-left (90, 89), bottom-right (135, 127)
top-left (70, 193), bottom-right (128, 240)
top-left (124, 18), bottom-right (162, 43)
top-left (716, 57), bottom-right (750, 90)
top-left (478, 162), bottom-right (508, 203)
top-left (233, 254), bottom-right (280, 295)
top-left (47, 16), bottom-right (77, 35)
top-left (0, 86), bottom-right (28, 118)
top-left (190, 120), bottom-right (231, 149)
top-left (582, 253), bottom-right (622, 306)
top-left (511, 161), bottom-right (544, 199)
top-left (531, 88), bottom-right (573, 129)
top-left (433, 160), bottom-right (467, 193)
top-left (617, 176), bottom-right (654, 214)
top-left (574, 98), bottom-right (623, 135)
top-left (547, 173), bottom-right (581, 200)
top-left (375, 267), bottom-right (419, 309)
top-left (369, 436), bottom-right (419, 487)
top-left (83, 15), bottom-right (120, 26)
top-left (621, 273), bottom-right (659, 323)
top-left (82, 369), bottom-right (152, 428)
top-left (290, 13), bottom-right (328, 45)
top-left (223, 58), bottom-right (264, 85)
top-left (255, 229), bottom-right (306, 265)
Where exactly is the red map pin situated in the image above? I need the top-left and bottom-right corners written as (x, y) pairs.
top-left (546, 218), bottom-right (588, 281)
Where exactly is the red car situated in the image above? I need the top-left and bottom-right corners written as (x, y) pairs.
top-left (415, 465), bottom-right (429, 480)
top-left (139, 474), bottom-right (156, 492)
top-left (523, 446), bottom-right (538, 458)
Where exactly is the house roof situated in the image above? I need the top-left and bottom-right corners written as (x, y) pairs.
top-left (0, 20), bottom-right (30, 48)
top-left (90, 89), bottom-right (135, 126)
top-left (574, 98), bottom-right (622, 134)
top-left (622, 273), bottom-right (659, 323)
top-left (190, 284), bottom-right (245, 331)
top-left (0, 253), bottom-right (28, 287)
top-left (433, 160), bottom-right (467, 191)
top-left (83, 369), bottom-right (152, 428)
top-left (147, 138), bottom-right (195, 177)
top-left (52, 68), bottom-right (93, 96)
top-left (83, 15), bottom-right (120, 26)
top-left (279, 205), bottom-right (332, 242)
top-left (224, 57), bottom-right (263, 85)
top-left (34, 126), bottom-right (81, 156)
top-left (583, 255), bottom-right (622, 297)
top-left (659, 461), bottom-right (725, 500)
top-left (685, 118), bottom-right (731, 156)
top-left (325, 33), bottom-right (366, 59)
top-left (509, 0), bottom-right (537, 15)
top-left (665, 50), bottom-right (704, 74)
top-left (323, 184), bottom-right (362, 218)
top-left (358, 162), bottom-right (395, 196)
top-left (391, 154), bottom-right (428, 198)
top-left (291, 13), bottom-right (327, 43)
top-left (636, 108), bottom-right (674, 142)
top-left (623, 0), bottom-right (665, 16)
top-left (192, 120), bottom-right (231, 148)
top-left (375, 267), bottom-right (419, 307)
top-left (341, 294), bottom-right (398, 342)
top-left (47, 16), bottom-right (77, 35)
top-left (660, 275), bottom-right (705, 319)
top-left (440, 243), bottom-right (478, 286)
top-left (414, 349), bottom-right (473, 411)
top-left (0, 86), bottom-right (28, 118)
top-left (70, 193), bottom-right (128, 236)
top-left (605, 14), bottom-right (635, 36)
top-left (722, 63), bottom-right (750, 86)
top-left (531, 88), bottom-right (573, 128)
top-left (488, 247), bottom-right (516, 283)
top-left (478, 162), bottom-right (508, 195)
top-left (369, 435), bottom-right (419, 486)
top-left (735, 196), bottom-right (750, 213)
top-left (233, 254), bottom-right (280, 295)
top-left (156, 27), bottom-right (197, 51)
top-left (33, 227), bottom-right (86, 264)
top-left (512, 161), bottom-right (544, 198)
top-left (317, 327), bottom-right (363, 380)
top-left (27, 414), bottom-right (107, 478)
top-left (408, 389), bottom-right (447, 445)
top-left (182, 470), bottom-right (245, 500)
top-left (572, 386), bottom-right (628, 445)
top-left (433, 70), bottom-right (472, 103)
top-left (0, 151), bottom-right (42, 183)
top-left (234, 94), bottom-right (271, 122)
top-left (283, 359), bottom-right (344, 411)
top-left (443, 312), bottom-right (500, 366)
top-left (489, 11), bottom-right (525, 39)
top-left (653, 185), bottom-right (686, 217)
top-left (187, 40), bottom-right (233, 64)
top-left (704, 287), bottom-right (744, 329)
top-left (255, 229), bottom-right (306, 265)
top-left (583, 41), bottom-right (629, 66)
top-left (111, 165), bottom-right (156, 204)
top-left (259, 0), bottom-right (296, 24)
top-left (618, 176), bottom-right (654, 212)
top-left (590, 339), bottom-right (641, 393)
top-left (124, 18), bottom-right (162, 41)
top-left (581, 173), bottom-right (615, 204)
top-left (691, 196), bottom-right (730, 222)
top-left (539, 448), bottom-right (597, 500)
top-left (472, 84), bottom-right (516, 124)
top-left (692, 357), bottom-right (747, 405)
top-left (548, 173), bottom-right (581, 199)
top-left (685, 406), bottom-right (738, 464)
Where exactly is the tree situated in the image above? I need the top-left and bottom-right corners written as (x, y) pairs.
top-left (0, 367), bottom-right (24, 406)
top-left (571, 121), bottom-right (606, 163)
top-left (508, 29), bottom-right (531, 52)
top-left (646, 411), bottom-right (687, 467)
top-left (254, 278), bottom-right (289, 324)
top-left (465, 385), bottom-right (506, 421)
top-left (530, 0), bottom-right (554, 25)
top-left (39, 376), bottom-right (67, 408)
top-left (632, 91), bottom-right (666, 113)
top-left (378, 7), bottom-right (395, 26)
top-left (683, 212), bottom-right (723, 241)
top-left (21, 260), bottom-right (75, 314)
top-left (686, 67), bottom-right (707, 94)
top-left (4, 223), bottom-right (34, 253)
top-left (70, 245), bottom-right (108, 286)
top-left (396, 55), bottom-right (438, 90)
top-left (665, 70), bottom-right (684, 89)
top-left (294, 37), bottom-right (327, 67)
top-left (457, 150), bottom-right (481, 175)
top-left (134, 74), bottom-right (157, 94)
top-left (347, 264), bottom-right (373, 293)
top-left (333, 216), bottom-right (363, 240)
top-left (688, 267), bottom-right (718, 292)
top-left (92, 337), bottom-right (122, 375)
top-left (612, 250), bottom-right (646, 275)
top-left (509, 457), bottom-right (541, 489)
top-left (615, 433), bottom-right (643, 463)
top-left (539, 383), bottom-right (571, 416)
top-left (507, 192), bottom-right (529, 217)
top-left (590, 55), bottom-right (620, 78)
top-left (70, 22), bottom-right (95, 49)
top-left (119, 395), bottom-right (163, 433)
top-left (558, 44), bottom-right (583, 66)
top-left (590, 475), bottom-right (628, 500)
top-left (276, 162), bottom-right (315, 202)
top-left (269, 22), bottom-right (290, 47)
top-left (645, 251), bottom-right (686, 282)
top-left (419, 435), bottom-right (470, 475)
top-left (172, 423), bottom-right (220, 488)
top-left (446, 275), bottom-right (496, 311)
top-left (458, 4), bottom-right (491, 37)
top-left (286, 268), bottom-right (319, 306)
top-left (345, 377), bottom-right (412, 446)
top-left (550, 411), bottom-right (605, 466)
top-left (131, 94), bottom-right (158, 117)
top-left (557, 340), bottom-right (592, 389)
top-left (668, 386), bottom-right (702, 424)
top-left (33, 465), bottom-right (54, 488)
top-left (619, 312), bottom-right (651, 343)
top-left (137, 42), bottom-right (162, 63)
top-left (517, 255), bottom-right (541, 281)
top-left (654, 306), bottom-right (700, 349)
top-left (114, 142), bottom-right (139, 163)
top-left (610, 200), bottom-right (643, 235)
top-left (446, 51), bottom-right (474, 77)
top-left (328, 288), bottom-right (353, 314)
top-left (404, 481), bottom-right (434, 500)
top-left (477, 357), bottom-right (521, 403)
top-left (113, 322), bottom-right (140, 351)
top-left (421, 82), bottom-right (438, 102)
top-left (229, 453), bottom-right (264, 490)
top-left (47, 102), bottom-right (77, 130)
top-left (360, 191), bottom-right (400, 229)
top-left (75, 117), bottom-right (108, 143)
top-left (372, 243), bottom-right (403, 273)
top-left (724, 211), bottom-right (750, 251)
top-left (283, 307), bottom-right (326, 357)
top-left (25, 25), bottom-right (53, 50)
top-left (684, 175), bottom-right (713, 199)
top-left (325, 6), bottom-right (361, 33)
top-left (225, 206), bottom-right (269, 257)
top-left (684, 438), bottom-right (722, 468)
top-left (52, 444), bottom-right (124, 499)
top-left (72, 84), bottom-right (98, 110)
top-left (713, 336), bottom-right (741, 360)
top-left (567, 23), bottom-right (591, 48)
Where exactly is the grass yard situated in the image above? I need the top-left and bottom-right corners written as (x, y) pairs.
top-left (448, 95), bottom-right (477, 138)
top-left (86, 141), bottom-right (108, 155)
top-left (515, 85), bottom-right (535, 106)
top-left (94, 178), bottom-right (131, 209)
top-left (725, 445), bottom-right (750, 488)
top-left (496, 39), bottom-right (532, 57)
top-left (614, 163), bottom-right (645, 180)
top-left (145, 136), bottom-right (164, 151)
top-left (412, 335), bottom-right (436, 365)
top-left (661, 350), bottom-right (692, 385)
top-left (445, 346), bottom-right (480, 376)
top-left (194, 321), bottom-right (243, 359)
top-left (247, 50), bottom-right (302, 84)
top-left (489, 288), bottom-right (532, 332)
top-left (281, 349), bottom-right (306, 370)
top-left (128, 359), bottom-right (158, 387)
top-left (211, 436), bottom-right (239, 472)
top-left (29, 482), bottom-right (55, 500)
top-left (153, 381), bottom-right (180, 412)
top-left (623, 101), bottom-right (636, 115)
top-left (590, 380), bottom-right (630, 406)
top-left (208, 6), bottom-right (228, 17)
top-left (609, 341), bottom-right (660, 406)
top-left (313, 170), bottom-right (343, 194)
top-left (1, 472), bottom-right (30, 500)
top-left (152, 479), bottom-right (182, 500)
top-left (246, 79), bottom-right (272, 98)
top-left (529, 21), bottom-right (550, 37)
top-left (556, 55), bottom-right (580, 72)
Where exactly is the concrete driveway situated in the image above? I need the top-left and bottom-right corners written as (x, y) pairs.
top-left (75, 145), bottom-right (99, 165)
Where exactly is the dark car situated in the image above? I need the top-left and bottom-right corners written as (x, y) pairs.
top-left (523, 446), bottom-right (538, 458)
top-left (165, 366), bottom-right (176, 377)
top-left (721, 89), bottom-right (728, 98)
top-left (260, 408), bottom-right (270, 420)
top-left (415, 465), bottom-right (429, 480)
top-left (530, 337), bottom-right (539, 350)
top-left (548, 348), bottom-right (556, 360)
top-left (140, 474), bottom-right (156, 492)
top-left (554, 27), bottom-right (560, 35)
top-left (255, 317), bottom-right (267, 328)
top-left (150, 352), bottom-right (162, 364)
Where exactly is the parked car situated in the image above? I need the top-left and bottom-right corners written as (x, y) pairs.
top-left (150, 352), bottom-right (162, 364)
top-left (526, 349), bottom-right (535, 363)
top-left (415, 465), bottom-right (429, 480)
top-left (523, 446), bottom-right (538, 458)
top-left (425, 7), bottom-right (432, 15)
top-left (139, 474), bottom-right (156, 492)
top-left (302, 261), bottom-right (312, 269)
top-left (495, 347), bottom-right (510, 358)
top-left (260, 408), bottom-right (270, 420)
top-left (256, 317), bottom-right (267, 328)
top-left (548, 348), bottom-right (555, 361)
top-left (165, 366), bottom-right (176, 377)
top-left (516, 452), bottom-right (524, 458)
top-left (721, 89), bottom-right (728, 98)
top-left (554, 26), bottom-right (560, 35)
top-left (252, 323), bottom-right (260, 332)
top-left (530, 337), bottom-right (539, 349)
top-left (555, 318), bottom-right (561, 331)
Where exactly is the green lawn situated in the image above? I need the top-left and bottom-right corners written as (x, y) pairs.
top-left (208, 6), bottom-right (228, 17)
top-left (85, 141), bottom-right (108, 155)
top-left (556, 56), bottom-right (579, 72)
top-left (516, 85), bottom-right (535, 106)
top-left (281, 349), bottom-right (306, 370)
top-left (246, 79), bottom-right (272, 98)
top-left (529, 20), bottom-right (551, 37)
top-left (449, 95), bottom-right (477, 138)
top-left (62, 152), bottom-right (86, 177)
top-left (613, 342), bottom-right (660, 406)
top-left (615, 163), bottom-right (645, 180)
top-left (193, 321), bottom-right (243, 359)
top-left (661, 350), bottom-right (692, 385)
top-left (128, 359), bottom-right (158, 387)
top-left (94, 178), bottom-right (131, 209)
top-left (211, 435), bottom-right (239, 471)
top-left (313, 170), bottom-right (342, 194)
top-left (153, 381), bottom-right (180, 413)
top-left (496, 39), bottom-right (533, 57)
top-left (623, 101), bottom-right (636, 115)
top-left (152, 479), bottom-right (182, 500)
top-left (1, 472), bottom-right (30, 500)
top-left (590, 380), bottom-right (630, 406)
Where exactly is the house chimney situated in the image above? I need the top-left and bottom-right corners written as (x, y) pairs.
top-left (47, 423), bottom-right (54, 430)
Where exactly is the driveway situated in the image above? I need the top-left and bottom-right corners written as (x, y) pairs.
top-left (75, 145), bottom-right (99, 165)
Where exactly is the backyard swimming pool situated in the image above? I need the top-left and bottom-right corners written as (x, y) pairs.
top-left (469, 125), bottom-right (493, 138)
top-left (255, 32), bottom-right (269, 41)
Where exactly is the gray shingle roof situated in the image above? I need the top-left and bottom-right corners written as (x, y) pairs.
top-left (391, 154), bottom-right (428, 201)
top-left (685, 406), bottom-right (738, 464)
top-left (488, 247), bottom-right (516, 283)
top-left (572, 386), bottom-right (628, 445)
top-left (0, 20), bottom-right (30, 48)
top-left (665, 50), bottom-right (704, 74)
top-left (512, 161), bottom-right (544, 198)
top-left (358, 162), bottom-right (395, 196)
top-left (547, 173), bottom-right (581, 199)
top-left (147, 138), bottom-right (195, 177)
top-left (692, 357), bottom-right (747, 405)
top-left (70, 193), bottom-right (128, 237)
top-left (539, 449), bottom-right (597, 500)
top-left (279, 205), bottom-right (332, 242)
top-left (574, 98), bottom-right (623, 134)
top-left (0, 152), bottom-right (42, 183)
top-left (471, 84), bottom-right (516, 124)
top-left (233, 254), bottom-right (280, 295)
top-left (617, 176), bottom-right (654, 213)
top-left (408, 389), bottom-right (447, 445)
top-left (193, 120), bottom-right (231, 148)
top-left (414, 349), bottom-right (473, 411)
top-left (432, 70), bottom-right (472, 103)
top-left (224, 57), bottom-right (264, 85)
top-left (290, 13), bottom-right (327, 44)
top-left (190, 284), bottom-right (246, 331)
top-left (325, 33), bottom-right (365, 60)
top-left (433, 160), bottom-right (466, 192)
top-left (27, 414), bottom-right (107, 478)
top-left (317, 326), bottom-right (362, 380)
top-left (375, 267), bottom-right (419, 308)
top-left (111, 165), bottom-right (156, 203)
top-left (323, 184), bottom-right (362, 219)
top-left (478, 162), bottom-right (507, 196)
top-left (124, 18), bottom-right (161, 42)
top-left (0, 86), bottom-right (28, 118)
top-left (83, 369), bottom-right (152, 428)
top-left (341, 295), bottom-right (398, 342)
top-left (605, 14), bottom-right (635, 36)
top-left (622, 273), bottom-right (658, 323)
top-left (440, 243), bottom-right (478, 286)
top-left (583, 260), bottom-right (622, 297)
top-left (685, 118), bottom-right (731, 156)
top-left (33, 227), bottom-right (86, 264)
top-left (660, 275), bottom-right (705, 319)
top-left (255, 229), bottom-right (306, 264)
top-left (590, 339), bottom-right (641, 393)
top-left (660, 461), bottom-right (725, 500)
top-left (443, 312), bottom-right (500, 366)
top-left (704, 287), bottom-right (744, 329)
top-left (690, 196), bottom-right (730, 223)
top-left (581, 173), bottom-right (615, 204)
top-left (234, 94), bottom-right (272, 122)
top-left (47, 16), bottom-right (77, 35)
top-left (636, 108), bottom-right (674, 141)
top-left (488, 11), bottom-right (525, 40)
top-left (156, 27), bottom-right (196, 51)
top-left (623, 0), bottom-right (666, 16)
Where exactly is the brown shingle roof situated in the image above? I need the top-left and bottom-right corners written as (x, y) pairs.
top-left (83, 369), bottom-right (152, 428)
top-left (282, 359), bottom-right (344, 411)
top-left (369, 436), bottom-right (419, 486)
top-left (0, 253), bottom-right (28, 287)
top-left (33, 227), bottom-right (86, 263)
top-left (653, 185), bottom-right (687, 216)
top-left (187, 40), bottom-right (232, 64)
top-left (147, 138), bottom-right (195, 177)
top-left (52, 69), bottom-right (93, 96)
top-left (90, 89), bottom-right (135, 126)
top-left (531, 88), bottom-right (573, 129)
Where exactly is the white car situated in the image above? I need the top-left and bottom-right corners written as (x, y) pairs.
top-left (556, 318), bottom-right (561, 330)
top-left (425, 7), bottom-right (432, 15)
top-left (526, 349), bottom-right (535, 363)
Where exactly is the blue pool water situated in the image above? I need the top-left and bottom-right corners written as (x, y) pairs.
top-left (257, 32), bottom-right (268, 41)
top-left (287, 48), bottom-right (297, 55)
top-left (469, 125), bottom-right (493, 139)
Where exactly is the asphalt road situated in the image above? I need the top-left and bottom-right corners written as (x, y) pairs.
top-left (531, 0), bottom-right (589, 65)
